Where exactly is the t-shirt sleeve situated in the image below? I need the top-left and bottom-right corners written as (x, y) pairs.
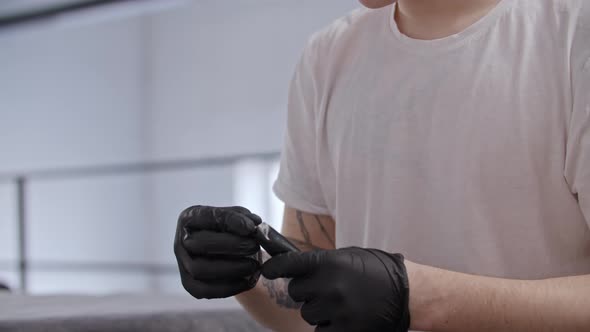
top-left (273, 40), bottom-right (330, 215)
top-left (565, 57), bottom-right (590, 228)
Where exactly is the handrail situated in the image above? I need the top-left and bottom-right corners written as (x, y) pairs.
top-left (0, 151), bottom-right (281, 182)
top-left (1, 151), bottom-right (281, 292)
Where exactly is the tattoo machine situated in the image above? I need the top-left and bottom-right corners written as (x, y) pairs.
top-left (255, 222), bottom-right (300, 256)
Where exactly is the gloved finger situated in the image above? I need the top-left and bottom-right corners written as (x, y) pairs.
top-left (179, 273), bottom-right (256, 299)
top-left (314, 324), bottom-right (339, 332)
top-left (287, 277), bottom-right (316, 302)
top-left (181, 256), bottom-right (260, 280)
top-left (300, 298), bottom-right (330, 326)
top-left (226, 206), bottom-right (252, 214)
top-left (227, 206), bottom-right (263, 228)
top-left (245, 213), bottom-right (263, 225)
top-left (183, 231), bottom-right (260, 257)
top-left (176, 226), bottom-right (260, 278)
top-left (261, 251), bottom-right (324, 279)
top-left (179, 206), bottom-right (260, 236)
top-left (212, 207), bottom-right (262, 234)
top-left (174, 227), bottom-right (194, 275)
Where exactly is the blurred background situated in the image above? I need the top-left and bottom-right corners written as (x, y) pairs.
top-left (0, 0), bottom-right (359, 295)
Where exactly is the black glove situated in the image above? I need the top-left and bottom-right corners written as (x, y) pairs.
top-left (174, 205), bottom-right (263, 299)
top-left (262, 247), bottom-right (410, 332)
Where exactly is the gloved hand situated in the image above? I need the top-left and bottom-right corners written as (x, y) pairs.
top-left (262, 247), bottom-right (410, 332)
top-left (174, 205), bottom-right (263, 299)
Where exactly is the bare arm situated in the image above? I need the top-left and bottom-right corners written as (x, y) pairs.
top-left (236, 206), bottom-right (335, 332)
top-left (408, 261), bottom-right (590, 331)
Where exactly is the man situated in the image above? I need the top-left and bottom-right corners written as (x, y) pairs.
top-left (174, 0), bottom-right (590, 331)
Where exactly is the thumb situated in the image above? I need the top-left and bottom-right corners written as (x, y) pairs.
top-left (261, 251), bottom-right (323, 280)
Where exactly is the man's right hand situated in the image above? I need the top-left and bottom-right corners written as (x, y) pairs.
top-left (174, 205), bottom-right (263, 299)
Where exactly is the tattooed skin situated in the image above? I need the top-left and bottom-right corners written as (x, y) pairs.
top-left (261, 210), bottom-right (334, 309)
top-left (259, 251), bottom-right (301, 309)
top-left (314, 214), bottom-right (335, 247)
top-left (261, 277), bottom-right (302, 309)
top-left (291, 210), bottom-right (334, 251)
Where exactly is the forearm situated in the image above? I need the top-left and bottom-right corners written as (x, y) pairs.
top-left (236, 277), bottom-right (311, 332)
top-left (236, 207), bottom-right (334, 332)
top-left (236, 251), bottom-right (311, 332)
top-left (408, 261), bottom-right (590, 332)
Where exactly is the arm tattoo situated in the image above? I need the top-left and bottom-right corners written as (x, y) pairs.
top-left (294, 210), bottom-right (335, 250)
top-left (259, 251), bottom-right (301, 309)
top-left (295, 210), bottom-right (313, 245)
top-left (314, 215), bottom-right (335, 246)
top-left (261, 277), bottom-right (302, 309)
top-left (260, 210), bottom-right (334, 309)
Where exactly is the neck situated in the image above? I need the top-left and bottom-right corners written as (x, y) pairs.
top-left (395, 0), bottom-right (502, 40)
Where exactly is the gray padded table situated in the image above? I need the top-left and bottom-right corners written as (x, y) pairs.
top-left (0, 293), bottom-right (268, 332)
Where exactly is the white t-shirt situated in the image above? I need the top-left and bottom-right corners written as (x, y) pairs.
top-left (273, 0), bottom-right (590, 279)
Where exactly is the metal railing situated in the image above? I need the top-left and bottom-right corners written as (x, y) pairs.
top-left (0, 151), bottom-right (281, 292)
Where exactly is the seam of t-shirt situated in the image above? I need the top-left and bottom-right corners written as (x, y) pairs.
top-left (272, 178), bottom-right (331, 215)
top-left (385, 0), bottom-right (516, 56)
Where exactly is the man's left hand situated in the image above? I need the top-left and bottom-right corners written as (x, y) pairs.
top-left (261, 247), bottom-right (411, 332)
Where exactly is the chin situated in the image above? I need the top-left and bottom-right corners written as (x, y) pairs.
top-left (358, 0), bottom-right (395, 8)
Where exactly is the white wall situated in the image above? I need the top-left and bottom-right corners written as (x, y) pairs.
top-left (145, 0), bottom-right (359, 160)
top-left (0, 0), bottom-right (360, 294)
top-left (0, 18), bottom-right (146, 174)
top-left (144, 2), bottom-right (359, 293)
top-left (0, 16), bottom-right (148, 292)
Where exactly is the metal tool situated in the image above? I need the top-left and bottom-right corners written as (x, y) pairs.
top-left (254, 222), bottom-right (300, 256)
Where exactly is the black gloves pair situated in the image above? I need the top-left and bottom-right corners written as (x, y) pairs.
top-left (174, 205), bottom-right (410, 332)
